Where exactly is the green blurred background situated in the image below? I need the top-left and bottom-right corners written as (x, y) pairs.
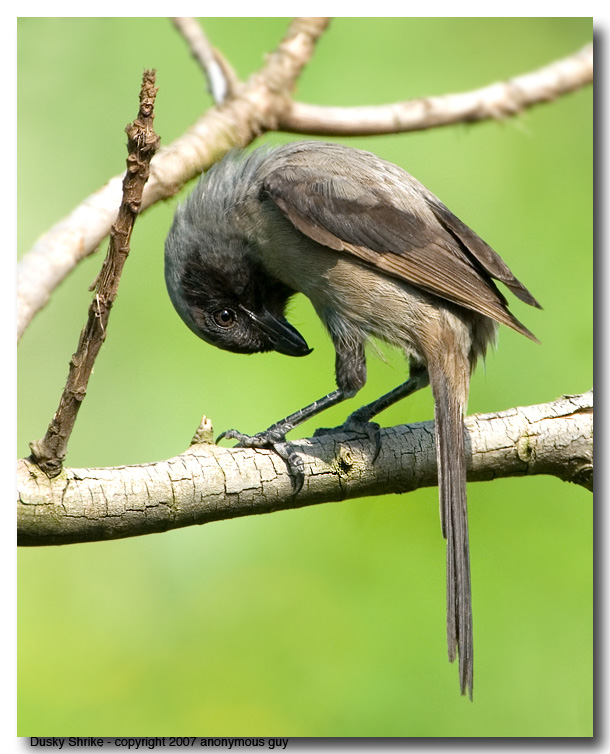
top-left (17, 18), bottom-right (592, 737)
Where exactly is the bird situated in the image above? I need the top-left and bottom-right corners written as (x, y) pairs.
top-left (164, 141), bottom-right (540, 698)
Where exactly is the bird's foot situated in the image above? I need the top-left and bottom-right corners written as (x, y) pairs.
top-left (313, 413), bottom-right (382, 463)
top-left (217, 428), bottom-right (305, 494)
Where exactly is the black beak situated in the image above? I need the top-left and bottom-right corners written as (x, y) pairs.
top-left (245, 308), bottom-right (312, 357)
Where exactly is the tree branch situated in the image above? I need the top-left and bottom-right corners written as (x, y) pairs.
top-left (18, 22), bottom-right (592, 548)
top-left (279, 43), bottom-right (593, 135)
top-left (171, 16), bottom-right (237, 103)
top-left (16, 28), bottom-right (592, 342)
top-left (28, 70), bottom-right (160, 477)
top-left (17, 392), bottom-right (593, 547)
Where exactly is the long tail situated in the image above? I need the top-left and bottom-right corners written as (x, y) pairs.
top-left (431, 368), bottom-right (473, 699)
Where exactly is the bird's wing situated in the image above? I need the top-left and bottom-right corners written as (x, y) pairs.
top-left (262, 145), bottom-right (540, 341)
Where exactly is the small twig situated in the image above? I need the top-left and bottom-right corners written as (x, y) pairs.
top-left (171, 17), bottom-right (237, 103)
top-left (280, 43), bottom-right (593, 135)
top-left (28, 70), bottom-right (160, 478)
top-left (190, 415), bottom-right (214, 446)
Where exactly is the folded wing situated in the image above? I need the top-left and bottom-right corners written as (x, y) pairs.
top-left (262, 143), bottom-right (540, 341)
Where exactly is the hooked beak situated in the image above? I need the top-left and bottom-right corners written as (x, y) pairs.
top-left (245, 308), bottom-right (312, 357)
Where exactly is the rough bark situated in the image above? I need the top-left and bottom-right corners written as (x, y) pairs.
top-left (18, 392), bottom-right (593, 547)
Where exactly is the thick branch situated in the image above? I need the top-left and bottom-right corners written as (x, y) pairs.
top-left (17, 392), bottom-right (593, 547)
top-left (16, 17), bottom-right (330, 341)
top-left (280, 43), bottom-right (593, 135)
top-left (28, 70), bottom-right (160, 478)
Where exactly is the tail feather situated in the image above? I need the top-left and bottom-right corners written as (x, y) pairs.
top-left (433, 373), bottom-right (473, 699)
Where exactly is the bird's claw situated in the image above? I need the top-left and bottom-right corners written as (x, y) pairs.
top-left (216, 428), bottom-right (304, 494)
top-left (217, 428), bottom-right (284, 447)
top-left (314, 415), bottom-right (382, 463)
top-left (270, 441), bottom-right (305, 495)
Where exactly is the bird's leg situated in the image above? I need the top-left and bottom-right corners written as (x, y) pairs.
top-left (217, 388), bottom-right (354, 493)
top-left (349, 362), bottom-right (430, 422)
top-left (314, 363), bottom-right (430, 461)
top-left (218, 339), bottom-right (368, 492)
top-left (218, 388), bottom-right (350, 445)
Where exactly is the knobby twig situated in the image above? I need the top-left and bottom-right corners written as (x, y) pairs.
top-left (28, 70), bottom-right (160, 478)
top-left (280, 43), bottom-right (593, 135)
top-left (18, 392), bottom-right (593, 547)
top-left (16, 24), bottom-right (592, 341)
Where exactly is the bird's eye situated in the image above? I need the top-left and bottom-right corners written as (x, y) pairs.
top-left (213, 308), bottom-right (237, 328)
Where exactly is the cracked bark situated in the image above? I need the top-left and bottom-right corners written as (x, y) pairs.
top-left (17, 20), bottom-right (592, 551)
top-left (17, 392), bottom-right (592, 547)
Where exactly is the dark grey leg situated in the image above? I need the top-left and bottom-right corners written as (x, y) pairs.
top-left (350, 364), bottom-right (430, 423)
top-left (315, 364), bottom-right (430, 460)
top-left (218, 337), bottom-right (367, 493)
top-left (218, 387), bottom-right (356, 493)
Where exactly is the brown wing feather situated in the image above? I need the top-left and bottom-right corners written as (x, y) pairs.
top-left (424, 196), bottom-right (542, 309)
top-left (263, 150), bottom-right (539, 342)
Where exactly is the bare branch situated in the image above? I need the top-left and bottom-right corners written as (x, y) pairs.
top-left (28, 70), bottom-right (160, 478)
top-left (171, 17), bottom-right (237, 103)
top-left (16, 17), bottom-right (331, 341)
top-left (18, 392), bottom-right (593, 547)
top-left (17, 32), bottom-right (591, 343)
top-left (280, 43), bottom-right (593, 135)
top-left (17, 33), bottom-right (591, 342)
